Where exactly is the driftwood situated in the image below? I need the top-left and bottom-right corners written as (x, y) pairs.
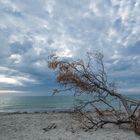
top-left (132, 109), bottom-right (140, 134)
top-left (48, 52), bottom-right (140, 134)
top-left (43, 123), bottom-right (57, 132)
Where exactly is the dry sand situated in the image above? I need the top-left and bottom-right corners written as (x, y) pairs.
top-left (0, 112), bottom-right (140, 140)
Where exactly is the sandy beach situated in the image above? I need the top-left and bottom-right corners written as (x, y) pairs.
top-left (0, 112), bottom-right (140, 140)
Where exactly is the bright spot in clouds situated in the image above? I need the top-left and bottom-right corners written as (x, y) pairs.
top-left (0, 76), bottom-right (21, 85)
top-left (0, 90), bottom-right (26, 94)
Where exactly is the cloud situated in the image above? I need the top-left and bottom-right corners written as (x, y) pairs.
top-left (0, 66), bottom-right (38, 89)
top-left (0, 0), bottom-right (140, 95)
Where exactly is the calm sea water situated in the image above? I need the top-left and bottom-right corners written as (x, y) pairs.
top-left (0, 95), bottom-right (140, 113)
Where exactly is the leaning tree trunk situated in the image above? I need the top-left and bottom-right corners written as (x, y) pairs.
top-left (48, 52), bottom-right (140, 133)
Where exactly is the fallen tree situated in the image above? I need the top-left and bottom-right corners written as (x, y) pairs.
top-left (48, 52), bottom-right (140, 134)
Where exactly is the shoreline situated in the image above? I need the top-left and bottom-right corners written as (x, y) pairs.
top-left (0, 112), bottom-right (140, 140)
top-left (0, 108), bottom-right (76, 114)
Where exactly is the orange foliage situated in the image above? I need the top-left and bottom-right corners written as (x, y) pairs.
top-left (48, 55), bottom-right (98, 93)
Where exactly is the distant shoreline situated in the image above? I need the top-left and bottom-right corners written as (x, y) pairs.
top-left (0, 109), bottom-right (76, 114)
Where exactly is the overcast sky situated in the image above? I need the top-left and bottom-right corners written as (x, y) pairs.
top-left (0, 0), bottom-right (140, 95)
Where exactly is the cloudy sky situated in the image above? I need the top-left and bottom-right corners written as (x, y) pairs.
top-left (0, 0), bottom-right (140, 95)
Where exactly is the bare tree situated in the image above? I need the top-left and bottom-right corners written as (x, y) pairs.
top-left (48, 52), bottom-right (140, 133)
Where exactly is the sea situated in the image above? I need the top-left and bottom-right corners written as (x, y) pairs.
top-left (0, 95), bottom-right (140, 113)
